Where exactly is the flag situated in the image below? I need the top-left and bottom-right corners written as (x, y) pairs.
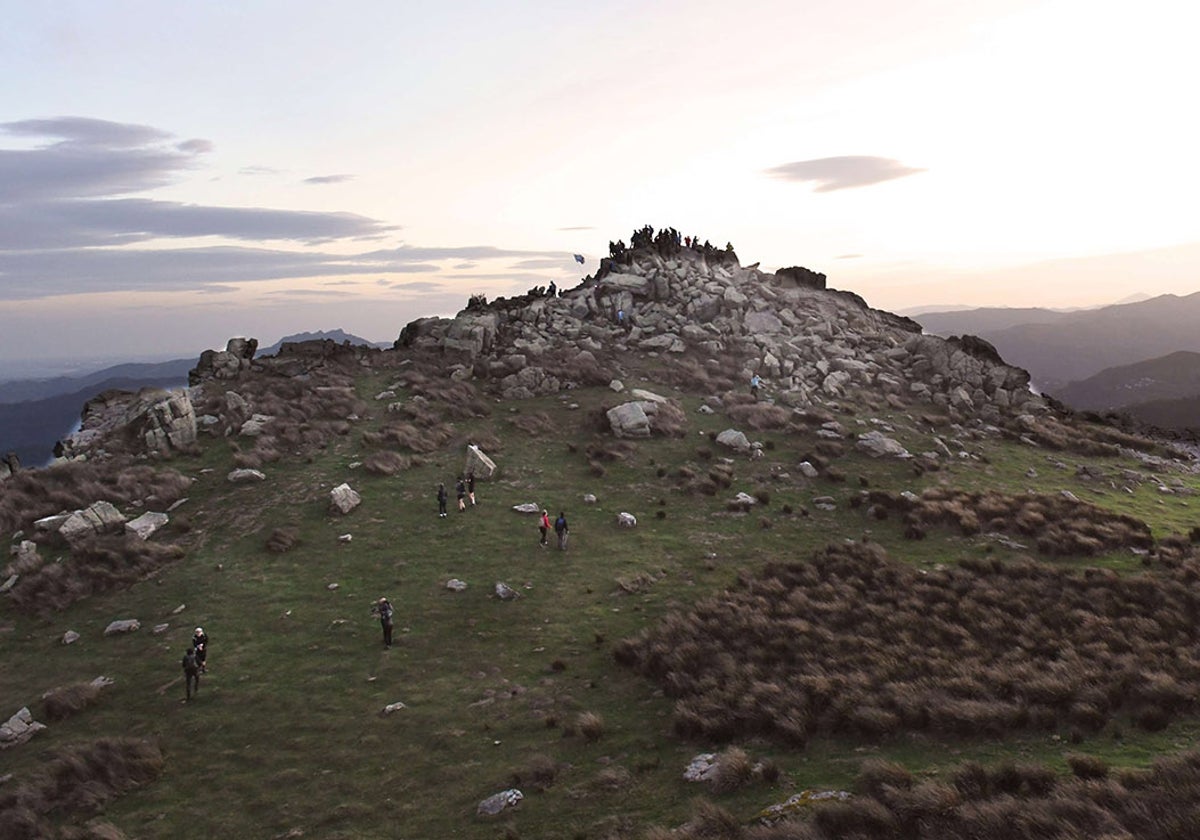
top-left (573, 254), bottom-right (585, 264)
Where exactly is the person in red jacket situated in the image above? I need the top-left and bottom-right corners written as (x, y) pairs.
top-left (539, 510), bottom-right (550, 548)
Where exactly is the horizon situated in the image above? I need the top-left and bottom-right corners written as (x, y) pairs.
top-left (2, 1), bottom-right (1198, 364)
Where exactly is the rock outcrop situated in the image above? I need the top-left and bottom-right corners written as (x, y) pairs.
top-left (394, 243), bottom-right (1044, 422)
top-left (55, 388), bottom-right (197, 461)
top-left (188, 337), bottom-right (258, 386)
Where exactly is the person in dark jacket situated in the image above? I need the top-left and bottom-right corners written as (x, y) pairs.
top-left (182, 648), bottom-right (201, 701)
top-left (373, 597), bottom-right (395, 648)
top-left (192, 627), bottom-right (209, 673)
top-left (437, 483), bottom-right (448, 517)
top-left (456, 478), bottom-right (467, 512)
top-left (467, 473), bottom-right (476, 506)
top-left (554, 512), bottom-right (569, 550)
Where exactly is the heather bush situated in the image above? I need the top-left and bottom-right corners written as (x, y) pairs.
top-left (0, 738), bottom-right (162, 839)
top-left (42, 682), bottom-right (104, 722)
top-left (616, 542), bottom-right (1200, 745)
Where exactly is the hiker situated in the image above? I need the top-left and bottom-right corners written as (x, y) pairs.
top-left (437, 483), bottom-right (448, 517)
top-left (373, 597), bottom-right (395, 648)
top-left (182, 647), bottom-right (200, 701)
top-left (547, 281), bottom-right (557, 297)
top-left (616, 308), bottom-right (625, 329)
top-left (539, 509), bottom-right (550, 548)
top-left (750, 373), bottom-right (762, 401)
top-left (192, 627), bottom-right (208, 673)
top-left (467, 473), bottom-right (476, 506)
top-left (554, 511), bottom-right (569, 550)
top-left (456, 477), bottom-right (467, 512)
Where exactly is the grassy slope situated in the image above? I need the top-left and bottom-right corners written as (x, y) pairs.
top-left (2, 370), bottom-right (1200, 838)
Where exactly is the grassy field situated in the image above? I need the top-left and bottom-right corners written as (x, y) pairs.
top-left (2, 364), bottom-right (1200, 838)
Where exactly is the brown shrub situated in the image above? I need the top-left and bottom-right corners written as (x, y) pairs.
top-left (616, 540), bottom-right (1200, 747)
top-left (709, 747), bottom-right (755, 794)
top-left (727, 403), bottom-right (791, 431)
top-left (512, 411), bottom-right (556, 435)
top-left (0, 737), bottom-right (162, 839)
top-left (363, 451), bottom-right (413, 476)
top-left (42, 682), bottom-right (104, 722)
top-left (577, 711), bottom-right (605, 743)
top-left (265, 527), bottom-right (299, 553)
top-left (7, 536), bottom-right (185, 615)
top-left (510, 753), bottom-right (558, 792)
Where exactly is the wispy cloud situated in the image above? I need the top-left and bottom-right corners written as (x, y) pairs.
top-left (765, 156), bottom-right (925, 192)
top-left (835, 253), bottom-right (864, 259)
top-left (303, 173), bottom-right (355, 185)
top-left (557, 225), bottom-right (594, 231)
top-left (0, 117), bottom-right (566, 302)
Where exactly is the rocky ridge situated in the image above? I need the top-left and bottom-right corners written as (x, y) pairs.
top-left (395, 245), bottom-right (1043, 421)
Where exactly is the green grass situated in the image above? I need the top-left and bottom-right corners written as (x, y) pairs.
top-left (3, 374), bottom-right (1200, 837)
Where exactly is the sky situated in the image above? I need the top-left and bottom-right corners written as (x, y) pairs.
top-left (2, 0), bottom-right (1198, 368)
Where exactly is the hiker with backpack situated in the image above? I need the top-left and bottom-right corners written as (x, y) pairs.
top-left (554, 512), bottom-right (569, 550)
top-left (373, 597), bottom-right (395, 648)
top-left (182, 648), bottom-right (201, 701)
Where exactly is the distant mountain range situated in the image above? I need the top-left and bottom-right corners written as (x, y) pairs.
top-left (912, 292), bottom-right (1200, 390)
top-left (0, 329), bottom-right (383, 467)
top-left (913, 295), bottom-right (1200, 430)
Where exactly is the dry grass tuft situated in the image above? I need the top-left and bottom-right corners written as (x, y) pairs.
top-left (577, 711), bottom-right (605, 743)
top-left (41, 682), bottom-right (104, 722)
top-left (265, 527), bottom-right (299, 553)
top-left (0, 737), bottom-right (162, 839)
top-left (362, 450), bottom-right (415, 475)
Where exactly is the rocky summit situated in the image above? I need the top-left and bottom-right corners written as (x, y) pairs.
top-left (42, 242), bottom-right (1045, 466)
top-left (396, 243), bottom-right (1040, 419)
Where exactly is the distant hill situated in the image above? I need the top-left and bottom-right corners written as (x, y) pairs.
top-left (257, 329), bottom-right (386, 357)
top-left (914, 307), bottom-right (1071, 336)
top-left (914, 292), bottom-right (1200, 390)
top-left (0, 358), bottom-right (194, 405)
top-left (1054, 351), bottom-right (1200, 411)
top-left (1123, 393), bottom-right (1200, 431)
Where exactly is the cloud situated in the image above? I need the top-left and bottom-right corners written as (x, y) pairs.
top-left (765, 156), bottom-right (925, 192)
top-left (385, 280), bottom-right (448, 293)
top-left (0, 118), bottom-right (205, 202)
top-left (0, 199), bottom-right (397, 249)
top-left (510, 257), bottom-right (572, 269)
top-left (452, 262), bottom-right (476, 270)
top-left (239, 165), bottom-right (280, 176)
top-left (836, 253), bottom-right (864, 259)
top-left (303, 173), bottom-right (355, 185)
top-left (557, 225), bottom-right (594, 231)
top-left (0, 116), bottom-right (567, 303)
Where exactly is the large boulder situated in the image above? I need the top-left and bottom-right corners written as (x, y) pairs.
top-left (125, 512), bottom-right (169, 541)
top-left (716, 429), bottom-right (751, 453)
top-left (0, 707), bottom-right (46, 750)
top-left (330, 483), bottom-right (362, 515)
top-left (463, 444), bottom-right (497, 480)
top-left (58, 501), bottom-right (127, 543)
top-left (856, 431), bottom-right (911, 459)
top-left (607, 402), bottom-right (652, 438)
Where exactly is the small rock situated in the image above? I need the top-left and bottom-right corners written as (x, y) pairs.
top-left (683, 753), bottom-right (719, 782)
top-left (512, 502), bottom-right (541, 514)
top-left (582, 493), bottom-right (597, 504)
top-left (338, 534), bottom-right (353, 543)
top-left (227, 468), bottom-right (266, 483)
top-left (152, 623), bottom-right (170, 635)
top-left (382, 701), bottom-right (407, 714)
top-left (446, 579), bottom-right (468, 592)
top-left (798, 461), bottom-right (819, 479)
top-left (617, 512), bottom-right (638, 528)
top-left (329, 483), bottom-right (361, 515)
top-left (103, 619), bottom-right (140, 636)
top-left (495, 582), bottom-right (521, 601)
top-left (171, 604), bottom-right (187, 614)
top-left (327, 583), bottom-right (339, 591)
top-left (477, 788), bottom-right (524, 817)
top-left (62, 630), bottom-right (80, 645)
